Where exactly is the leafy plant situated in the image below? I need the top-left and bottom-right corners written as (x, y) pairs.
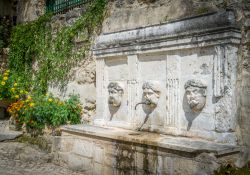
top-left (9, 0), bottom-right (107, 94)
top-left (65, 94), bottom-right (82, 124)
top-left (0, 69), bottom-right (28, 103)
top-left (6, 0), bottom-right (106, 135)
top-left (7, 93), bottom-right (82, 135)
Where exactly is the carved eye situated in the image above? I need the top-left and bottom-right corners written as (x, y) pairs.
top-left (193, 89), bottom-right (198, 93)
top-left (147, 92), bottom-right (153, 96)
top-left (109, 90), bottom-right (115, 95)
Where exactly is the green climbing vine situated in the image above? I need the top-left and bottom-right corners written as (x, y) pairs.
top-left (9, 0), bottom-right (106, 94)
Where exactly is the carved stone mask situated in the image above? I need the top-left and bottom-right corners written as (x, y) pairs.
top-left (142, 82), bottom-right (161, 108)
top-left (184, 80), bottom-right (207, 112)
top-left (108, 82), bottom-right (124, 107)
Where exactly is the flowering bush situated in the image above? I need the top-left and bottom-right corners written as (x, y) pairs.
top-left (7, 93), bottom-right (82, 135)
top-left (0, 70), bottom-right (27, 103)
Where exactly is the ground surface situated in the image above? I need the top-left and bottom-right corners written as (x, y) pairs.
top-left (0, 141), bottom-right (85, 175)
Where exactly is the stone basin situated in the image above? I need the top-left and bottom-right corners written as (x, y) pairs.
top-left (57, 124), bottom-right (242, 174)
top-left (66, 124), bottom-right (113, 132)
top-left (62, 124), bottom-right (241, 156)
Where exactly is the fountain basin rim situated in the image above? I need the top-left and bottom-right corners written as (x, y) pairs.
top-left (62, 124), bottom-right (241, 156)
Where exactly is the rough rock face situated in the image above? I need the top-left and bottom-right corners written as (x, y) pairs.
top-left (234, 1), bottom-right (250, 167)
top-left (72, 58), bottom-right (96, 85)
top-left (0, 48), bottom-right (8, 72)
top-left (17, 0), bottom-right (45, 23)
top-left (81, 98), bottom-right (96, 123)
top-left (102, 0), bottom-right (240, 33)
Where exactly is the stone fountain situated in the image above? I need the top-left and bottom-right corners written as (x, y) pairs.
top-left (54, 11), bottom-right (242, 174)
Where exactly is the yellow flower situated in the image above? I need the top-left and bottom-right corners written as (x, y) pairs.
top-left (15, 95), bottom-right (19, 99)
top-left (27, 96), bottom-right (32, 100)
top-left (1, 81), bottom-right (5, 86)
top-left (3, 77), bottom-right (8, 81)
top-left (3, 73), bottom-right (8, 76)
top-left (6, 70), bottom-right (10, 73)
top-left (29, 103), bottom-right (35, 107)
top-left (45, 93), bottom-right (49, 96)
top-left (58, 101), bottom-right (63, 105)
top-left (14, 83), bottom-right (17, 87)
top-left (11, 88), bottom-right (15, 92)
top-left (48, 98), bottom-right (53, 102)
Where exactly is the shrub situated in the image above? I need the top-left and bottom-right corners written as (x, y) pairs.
top-left (7, 93), bottom-right (82, 135)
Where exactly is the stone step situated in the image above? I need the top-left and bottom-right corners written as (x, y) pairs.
top-left (0, 119), bottom-right (22, 142)
top-left (0, 131), bottom-right (23, 142)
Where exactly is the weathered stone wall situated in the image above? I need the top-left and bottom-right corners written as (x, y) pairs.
top-left (17, 0), bottom-right (45, 23)
top-left (234, 1), bottom-right (250, 167)
top-left (102, 0), bottom-right (238, 33)
top-left (0, 48), bottom-right (8, 72)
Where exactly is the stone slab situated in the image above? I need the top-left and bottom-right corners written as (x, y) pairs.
top-left (0, 131), bottom-right (23, 142)
top-left (62, 125), bottom-right (241, 156)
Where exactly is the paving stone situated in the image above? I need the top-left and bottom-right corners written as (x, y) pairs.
top-left (0, 142), bottom-right (84, 175)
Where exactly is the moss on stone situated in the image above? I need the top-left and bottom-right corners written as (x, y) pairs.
top-left (215, 162), bottom-right (250, 175)
top-left (16, 134), bottom-right (52, 152)
top-left (195, 7), bottom-right (210, 15)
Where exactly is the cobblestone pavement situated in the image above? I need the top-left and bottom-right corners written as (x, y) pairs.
top-left (0, 142), bottom-right (85, 175)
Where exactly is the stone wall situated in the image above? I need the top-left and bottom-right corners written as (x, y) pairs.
top-left (102, 0), bottom-right (239, 33)
top-left (0, 48), bottom-right (8, 72)
top-left (17, 0), bottom-right (45, 23)
top-left (234, 1), bottom-right (250, 167)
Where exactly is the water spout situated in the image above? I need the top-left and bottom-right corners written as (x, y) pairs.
top-left (134, 101), bottom-right (151, 110)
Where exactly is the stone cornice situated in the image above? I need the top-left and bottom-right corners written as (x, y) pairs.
top-left (93, 10), bottom-right (241, 57)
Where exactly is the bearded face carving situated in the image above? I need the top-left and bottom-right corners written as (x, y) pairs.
top-left (142, 82), bottom-right (161, 108)
top-left (108, 82), bottom-right (124, 107)
top-left (184, 80), bottom-right (207, 112)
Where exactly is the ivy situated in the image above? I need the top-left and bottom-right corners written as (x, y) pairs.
top-left (9, 0), bottom-right (107, 94)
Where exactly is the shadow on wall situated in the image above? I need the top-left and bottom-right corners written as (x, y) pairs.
top-left (109, 104), bottom-right (120, 121)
